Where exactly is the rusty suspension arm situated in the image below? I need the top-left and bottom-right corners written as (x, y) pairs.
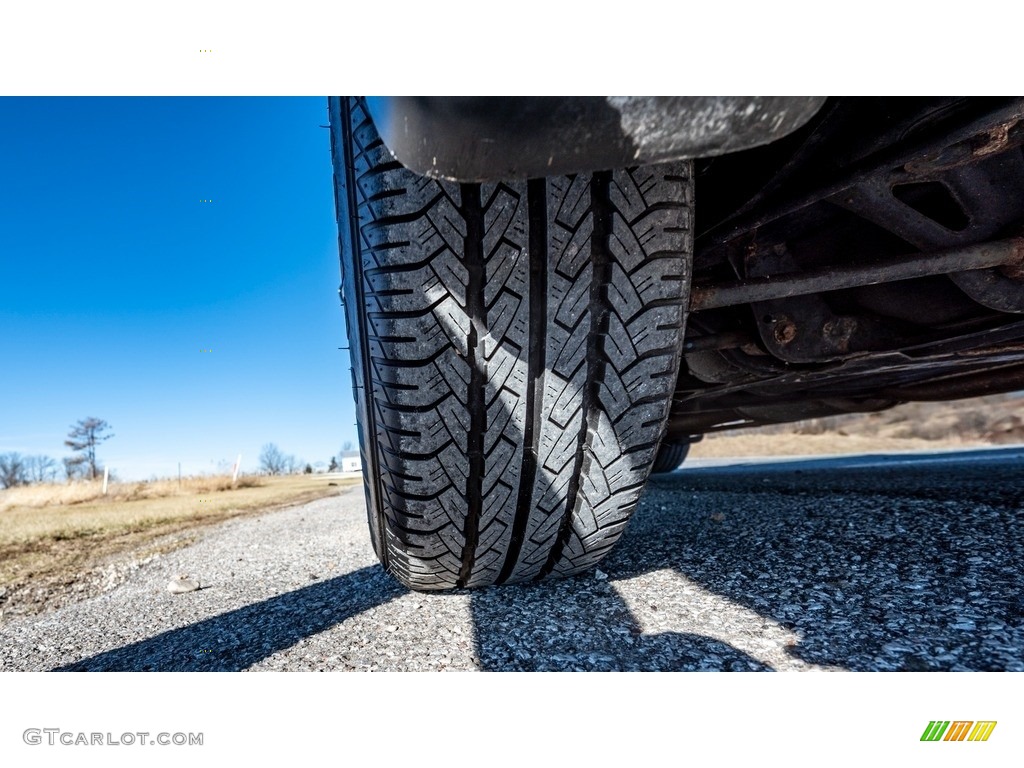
top-left (689, 237), bottom-right (1024, 312)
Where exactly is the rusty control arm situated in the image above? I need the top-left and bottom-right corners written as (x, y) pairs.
top-left (689, 238), bottom-right (1024, 312)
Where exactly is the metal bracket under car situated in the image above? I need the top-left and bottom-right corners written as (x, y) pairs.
top-left (364, 96), bottom-right (826, 182)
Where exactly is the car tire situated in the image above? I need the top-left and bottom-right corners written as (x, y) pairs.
top-left (329, 96), bottom-right (693, 590)
top-left (650, 441), bottom-right (691, 474)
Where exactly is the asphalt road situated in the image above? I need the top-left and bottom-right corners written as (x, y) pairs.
top-left (1, 446), bottom-right (1022, 671)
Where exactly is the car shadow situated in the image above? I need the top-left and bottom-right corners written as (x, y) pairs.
top-left (467, 451), bottom-right (1023, 671)
top-left (583, 454), bottom-right (1024, 671)
top-left (467, 573), bottom-right (771, 671)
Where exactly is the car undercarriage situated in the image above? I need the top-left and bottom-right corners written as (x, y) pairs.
top-left (668, 97), bottom-right (1024, 440)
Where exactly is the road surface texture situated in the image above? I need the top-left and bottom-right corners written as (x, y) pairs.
top-left (1, 447), bottom-right (1021, 671)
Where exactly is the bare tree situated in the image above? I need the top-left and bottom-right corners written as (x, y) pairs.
top-left (62, 455), bottom-right (87, 482)
top-left (342, 440), bottom-right (354, 452)
top-left (64, 417), bottom-right (114, 480)
top-left (258, 443), bottom-right (295, 475)
top-left (0, 453), bottom-right (27, 489)
top-left (25, 455), bottom-right (59, 484)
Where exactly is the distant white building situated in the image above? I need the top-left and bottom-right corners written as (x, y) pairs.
top-left (340, 451), bottom-right (362, 473)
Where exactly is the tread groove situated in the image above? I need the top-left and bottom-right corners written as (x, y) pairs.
top-left (457, 183), bottom-right (486, 588)
top-left (497, 178), bottom-right (547, 585)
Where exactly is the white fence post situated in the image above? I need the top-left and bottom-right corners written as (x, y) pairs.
top-left (102, 466), bottom-right (109, 495)
top-left (232, 454), bottom-right (241, 485)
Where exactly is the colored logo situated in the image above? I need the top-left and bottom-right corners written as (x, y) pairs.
top-left (921, 721), bottom-right (997, 742)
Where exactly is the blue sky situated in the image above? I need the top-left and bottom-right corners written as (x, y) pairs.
top-left (0, 97), bottom-right (357, 480)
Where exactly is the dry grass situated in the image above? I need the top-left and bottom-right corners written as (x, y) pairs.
top-left (0, 474), bottom-right (361, 617)
top-left (688, 393), bottom-right (1020, 459)
top-left (0, 474), bottom-right (360, 547)
top-left (689, 432), bottom-right (982, 459)
top-left (0, 473), bottom-right (266, 512)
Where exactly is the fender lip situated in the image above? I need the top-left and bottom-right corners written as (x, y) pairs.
top-left (365, 96), bottom-right (827, 182)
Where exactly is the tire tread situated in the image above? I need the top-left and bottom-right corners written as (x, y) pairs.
top-left (331, 97), bottom-right (692, 590)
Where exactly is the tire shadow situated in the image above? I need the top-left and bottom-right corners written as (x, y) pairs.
top-left (55, 565), bottom-right (406, 671)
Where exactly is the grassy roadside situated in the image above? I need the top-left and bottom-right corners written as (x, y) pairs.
top-left (0, 474), bottom-right (361, 619)
top-left (689, 432), bottom-right (985, 459)
top-left (688, 393), bottom-right (1024, 459)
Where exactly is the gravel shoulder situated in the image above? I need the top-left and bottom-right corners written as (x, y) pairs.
top-left (1, 449), bottom-right (1021, 672)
